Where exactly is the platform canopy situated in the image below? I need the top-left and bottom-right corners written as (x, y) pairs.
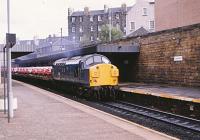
top-left (97, 43), bottom-right (139, 53)
top-left (13, 41), bottom-right (139, 66)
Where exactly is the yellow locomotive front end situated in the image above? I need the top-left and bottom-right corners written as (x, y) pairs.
top-left (89, 63), bottom-right (119, 87)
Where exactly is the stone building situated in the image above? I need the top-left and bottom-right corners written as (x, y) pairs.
top-left (155, 0), bottom-right (200, 31)
top-left (68, 4), bottom-right (130, 43)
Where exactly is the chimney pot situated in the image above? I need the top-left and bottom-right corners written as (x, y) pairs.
top-left (104, 5), bottom-right (108, 13)
top-left (121, 3), bottom-right (127, 12)
top-left (84, 7), bottom-right (89, 15)
top-left (68, 8), bottom-right (73, 16)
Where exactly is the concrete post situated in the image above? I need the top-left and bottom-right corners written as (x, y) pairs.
top-left (0, 60), bottom-right (1, 84)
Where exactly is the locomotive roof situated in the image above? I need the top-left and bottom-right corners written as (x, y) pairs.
top-left (53, 54), bottom-right (108, 65)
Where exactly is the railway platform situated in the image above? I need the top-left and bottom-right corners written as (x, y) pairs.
top-left (119, 83), bottom-right (200, 103)
top-left (0, 80), bottom-right (177, 140)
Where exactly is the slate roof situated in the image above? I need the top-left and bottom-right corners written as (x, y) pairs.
top-left (38, 36), bottom-right (70, 48)
top-left (126, 27), bottom-right (149, 37)
top-left (17, 40), bottom-right (35, 45)
top-left (52, 38), bottom-right (76, 46)
top-left (71, 7), bottom-right (131, 16)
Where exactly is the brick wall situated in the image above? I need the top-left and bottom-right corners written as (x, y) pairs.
top-left (115, 23), bottom-right (200, 87)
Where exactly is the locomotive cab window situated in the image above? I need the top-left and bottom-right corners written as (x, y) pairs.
top-left (102, 57), bottom-right (110, 64)
top-left (94, 56), bottom-right (102, 63)
top-left (85, 57), bottom-right (94, 66)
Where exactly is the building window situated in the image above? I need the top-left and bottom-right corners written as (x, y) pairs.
top-left (80, 17), bottom-right (83, 22)
top-left (115, 14), bottom-right (119, 19)
top-left (91, 26), bottom-right (94, 31)
top-left (98, 15), bottom-right (102, 21)
top-left (130, 22), bottom-right (135, 31)
top-left (116, 23), bottom-right (120, 30)
top-left (72, 27), bottom-right (75, 32)
top-left (79, 36), bottom-right (82, 41)
top-left (124, 27), bottom-right (126, 33)
top-left (149, 20), bottom-right (155, 30)
top-left (79, 26), bottom-right (83, 32)
top-left (72, 17), bottom-right (76, 23)
top-left (90, 36), bottom-right (94, 41)
top-left (90, 16), bottom-right (93, 22)
top-left (143, 8), bottom-right (147, 16)
top-left (27, 41), bottom-right (31, 45)
top-left (98, 25), bottom-right (101, 32)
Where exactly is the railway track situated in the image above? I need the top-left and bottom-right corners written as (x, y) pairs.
top-left (97, 101), bottom-right (200, 133)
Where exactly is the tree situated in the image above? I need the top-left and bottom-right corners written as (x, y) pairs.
top-left (80, 34), bottom-right (90, 44)
top-left (99, 24), bottom-right (123, 42)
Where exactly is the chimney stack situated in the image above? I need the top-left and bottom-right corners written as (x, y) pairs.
top-left (104, 5), bottom-right (108, 13)
top-left (84, 7), bottom-right (89, 15)
top-left (121, 3), bottom-right (127, 12)
top-left (68, 8), bottom-right (73, 16)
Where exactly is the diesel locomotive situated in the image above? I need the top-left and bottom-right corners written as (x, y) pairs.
top-left (12, 54), bottom-right (119, 99)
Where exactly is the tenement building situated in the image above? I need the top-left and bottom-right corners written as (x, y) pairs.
top-left (68, 4), bottom-right (130, 43)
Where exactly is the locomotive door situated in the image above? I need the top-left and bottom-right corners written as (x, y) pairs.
top-left (78, 62), bottom-right (84, 80)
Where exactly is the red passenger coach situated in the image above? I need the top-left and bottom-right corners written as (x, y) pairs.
top-left (31, 67), bottom-right (37, 75)
top-left (44, 67), bottom-right (52, 76)
top-left (12, 66), bottom-right (52, 80)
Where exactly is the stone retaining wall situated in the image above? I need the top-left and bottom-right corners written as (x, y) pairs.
top-left (115, 23), bottom-right (200, 87)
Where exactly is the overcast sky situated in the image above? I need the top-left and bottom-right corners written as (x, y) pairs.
top-left (0, 0), bottom-right (136, 43)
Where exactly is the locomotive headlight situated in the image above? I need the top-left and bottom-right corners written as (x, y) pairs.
top-left (93, 79), bottom-right (97, 83)
top-left (113, 78), bottom-right (118, 83)
top-left (111, 69), bottom-right (119, 77)
top-left (91, 70), bottom-right (99, 78)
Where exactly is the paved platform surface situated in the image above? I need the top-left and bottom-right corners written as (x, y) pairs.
top-left (0, 81), bottom-right (177, 140)
top-left (119, 83), bottom-right (200, 103)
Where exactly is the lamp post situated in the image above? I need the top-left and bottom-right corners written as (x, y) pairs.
top-left (60, 28), bottom-right (63, 51)
top-left (109, 7), bottom-right (112, 42)
top-left (6, 0), bottom-right (14, 122)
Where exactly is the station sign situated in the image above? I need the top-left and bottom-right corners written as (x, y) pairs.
top-left (174, 56), bottom-right (183, 62)
top-left (6, 33), bottom-right (16, 48)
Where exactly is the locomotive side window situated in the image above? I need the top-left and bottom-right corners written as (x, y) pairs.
top-left (80, 62), bottom-right (84, 69)
top-left (94, 56), bottom-right (101, 63)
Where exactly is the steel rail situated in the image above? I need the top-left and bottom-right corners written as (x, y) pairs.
top-left (97, 101), bottom-right (200, 133)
